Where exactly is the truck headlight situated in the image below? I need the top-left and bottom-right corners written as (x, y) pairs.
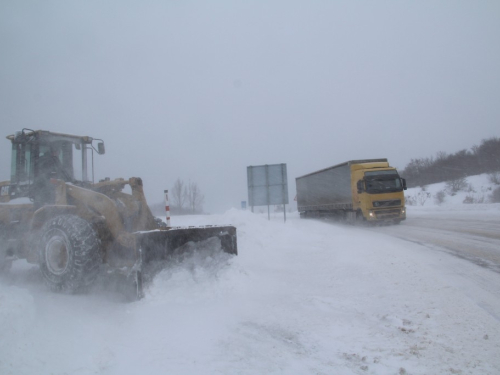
top-left (369, 211), bottom-right (375, 217)
top-left (401, 208), bottom-right (406, 214)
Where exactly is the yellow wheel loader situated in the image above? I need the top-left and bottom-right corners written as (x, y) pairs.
top-left (0, 129), bottom-right (237, 298)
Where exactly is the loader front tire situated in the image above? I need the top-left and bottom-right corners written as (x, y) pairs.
top-left (38, 215), bottom-right (101, 293)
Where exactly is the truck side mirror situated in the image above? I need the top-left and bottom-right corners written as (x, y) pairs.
top-left (357, 180), bottom-right (364, 194)
top-left (97, 142), bottom-right (105, 155)
top-left (402, 178), bottom-right (407, 190)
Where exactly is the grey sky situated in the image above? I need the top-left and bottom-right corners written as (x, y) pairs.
top-left (1, 1), bottom-right (499, 213)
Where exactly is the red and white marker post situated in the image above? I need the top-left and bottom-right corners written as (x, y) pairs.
top-left (164, 189), bottom-right (171, 227)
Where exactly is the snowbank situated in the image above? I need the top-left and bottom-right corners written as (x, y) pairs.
top-left (405, 173), bottom-right (499, 207)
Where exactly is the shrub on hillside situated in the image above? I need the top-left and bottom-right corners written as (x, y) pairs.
top-left (434, 190), bottom-right (446, 205)
top-left (406, 195), bottom-right (416, 206)
top-left (405, 189), bottom-right (431, 206)
top-left (491, 186), bottom-right (500, 203)
top-left (445, 177), bottom-right (468, 195)
top-left (488, 172), bottom-right (500, 185)
top-left (463, 194), bottom-right (485, 204)
top-left (418, 191), bottom-right (431, 206)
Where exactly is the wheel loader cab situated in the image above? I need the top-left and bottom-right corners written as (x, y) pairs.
top-left (7, 130), bottom-right (104, 202)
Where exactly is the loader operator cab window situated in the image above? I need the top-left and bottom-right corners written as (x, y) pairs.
top-left (71, 142), bottom-right (91, 184)
top-left (33, 142), bottom-right (74, 208)
top-left (10, 142), bottom-right (34, 184)
top-left (37, 142), bottom-right (73, 182)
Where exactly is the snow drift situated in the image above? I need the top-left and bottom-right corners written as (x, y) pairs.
top-left (1, 194), bottom-right (500, 374)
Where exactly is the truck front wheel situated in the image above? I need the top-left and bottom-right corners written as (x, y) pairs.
top-left (355, 210), bottom-right (366, 226)
top-left (38, 215), bottom-right (101, 293)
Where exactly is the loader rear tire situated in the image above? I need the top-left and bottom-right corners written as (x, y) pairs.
top-left (38, 215), bottom-right (101, 293)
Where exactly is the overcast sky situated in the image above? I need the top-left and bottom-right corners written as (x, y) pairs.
top-left (1, 1), bottom-right (499, 213)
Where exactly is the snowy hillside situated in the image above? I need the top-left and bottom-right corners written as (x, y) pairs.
top-left (405, 173), bottom-right (499, 208)
top-left (1, 203), bottom-right (500, 374)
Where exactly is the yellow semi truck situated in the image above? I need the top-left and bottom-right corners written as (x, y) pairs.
top-left (296, 159), bottom-right (407, 224)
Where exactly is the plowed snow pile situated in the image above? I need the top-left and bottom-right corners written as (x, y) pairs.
top-left (1, 208), bottom-right (499, 374)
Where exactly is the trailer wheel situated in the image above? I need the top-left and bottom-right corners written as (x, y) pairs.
top-left (38, 215), bottom-right (101, 293)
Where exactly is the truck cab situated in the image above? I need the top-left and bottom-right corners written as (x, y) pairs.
top-left (351, 162), bottom-right (407, 223)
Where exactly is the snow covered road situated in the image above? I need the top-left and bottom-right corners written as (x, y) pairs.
top-left (1, 208), bottom-right (500, 375)
top-left (373, 206), bottom-right (500, 273)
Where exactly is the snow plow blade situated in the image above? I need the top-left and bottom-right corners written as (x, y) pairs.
top-left (105, 225), bottom-right (237, 301)
top-left (116, 225), bottom-right (236, 299)
top-left (137, 225), bottom-right (238, 263)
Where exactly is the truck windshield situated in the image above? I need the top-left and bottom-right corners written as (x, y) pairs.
top-left (364, 171), bottom-right (402, 193)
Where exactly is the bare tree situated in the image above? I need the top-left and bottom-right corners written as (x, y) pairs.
top-left (434, 190), bottom-right (446, 205)
top-left (491, 187), bottom-right (500, 203)
top-left (171, 178), bottom-right (187, 210)
top-left (187, 181), bottom-right (205, 213)
top-left (445, 177), bottom-right (468, 195)
top-left (401, 137), bottom-right (500, 188)
top-left (488, 172), bottom-right (500, 185)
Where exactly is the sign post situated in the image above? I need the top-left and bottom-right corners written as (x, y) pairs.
top-left (164, 189), bottom-right (171, 227)
top-left (247, 164), bottom-right (289, 222)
